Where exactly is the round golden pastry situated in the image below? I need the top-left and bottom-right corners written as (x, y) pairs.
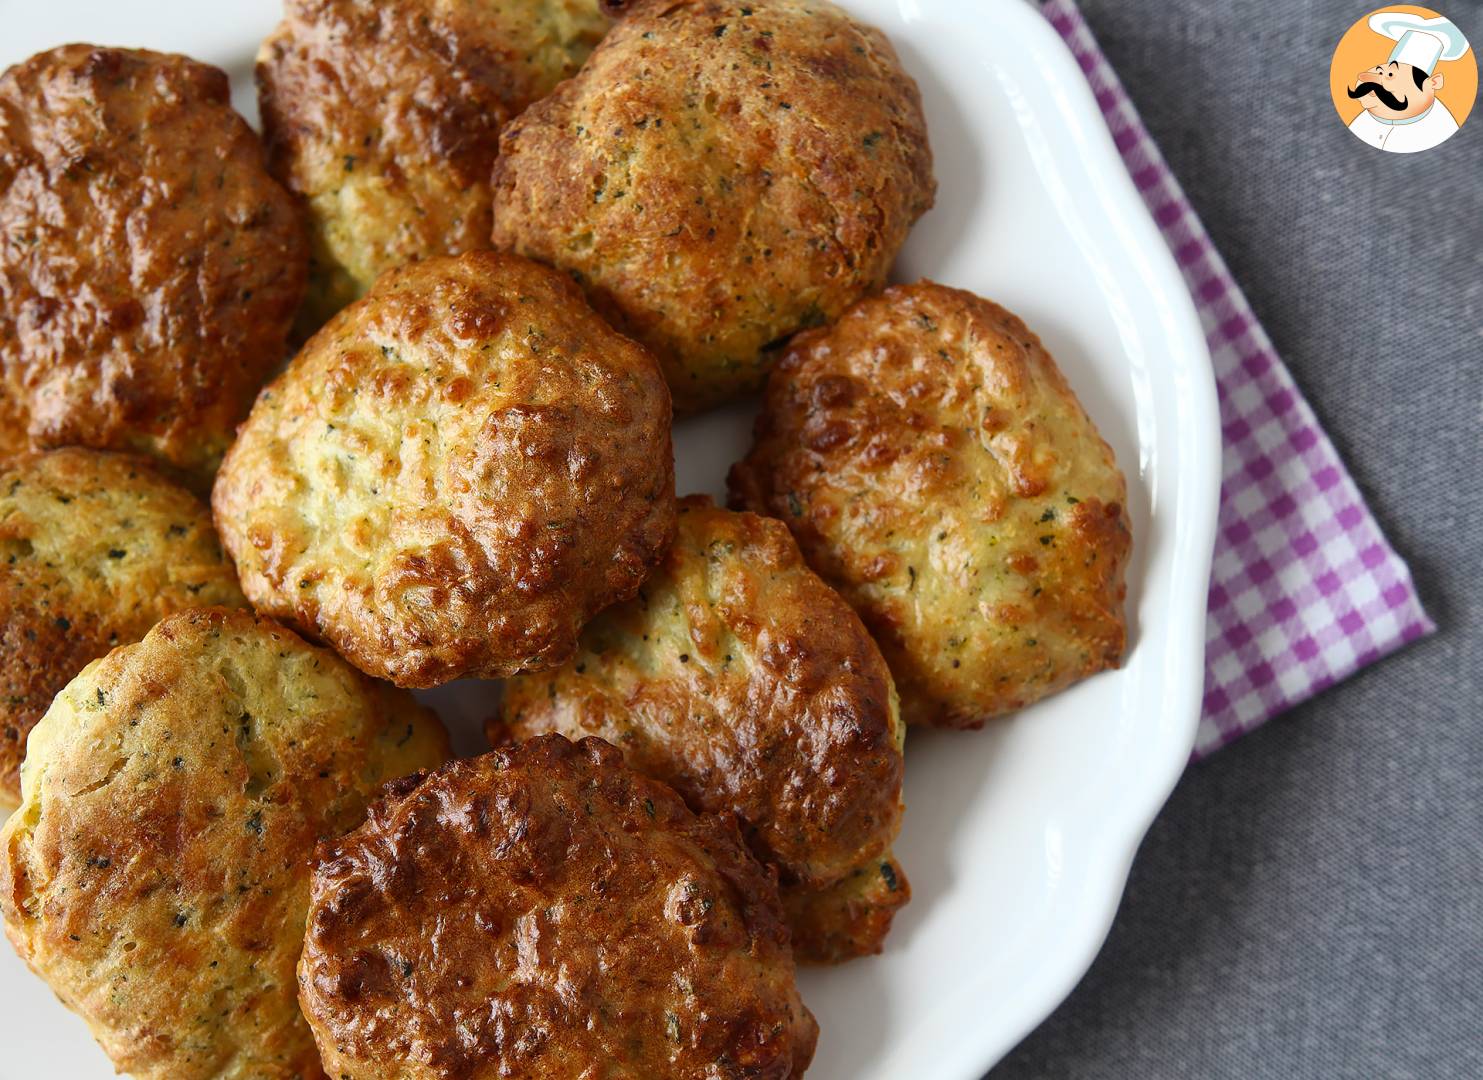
top-left (496, 495), bottom-right (908, 962)
top-left (212, 251), bottom-right (675, 688)
top-left (0, 606), bottom-right (448, 1080)
top-left (0, 448), bottom-right (248, 810)
top-left (0, 45), bottom-right (307, 482)
top-left (730, 281), bottom-right (1131, 729)
top-left (298, 734), bottom-right (818, 1079)
top-left (489, 0), bottom-right (935, 412)
top-left (257, 0), bottom-right (610, 331)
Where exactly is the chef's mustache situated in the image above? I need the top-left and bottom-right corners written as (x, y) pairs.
top-left (1348, 79), bottom-right (1409, 111)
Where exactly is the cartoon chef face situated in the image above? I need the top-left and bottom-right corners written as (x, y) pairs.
top-left (1348, 59), bottom-right (1444, 121)
top-left (1336, 9), bottom-right (1472, 154)
top-left (1348, 12), bottom-right (1469, 119)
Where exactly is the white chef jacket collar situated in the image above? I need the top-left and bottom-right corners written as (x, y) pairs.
top-left (1372, 102), bottom-right (1434, 126)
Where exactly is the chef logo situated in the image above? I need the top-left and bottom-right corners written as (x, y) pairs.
top-left (1330, 6), bottom-right (1476, 153)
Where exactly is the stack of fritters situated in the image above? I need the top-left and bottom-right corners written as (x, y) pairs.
top-left (0, 1), bottom-right (1135, 1076)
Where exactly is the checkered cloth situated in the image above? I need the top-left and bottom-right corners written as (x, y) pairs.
top-left (1042, 0), bottom-right (1434, 757)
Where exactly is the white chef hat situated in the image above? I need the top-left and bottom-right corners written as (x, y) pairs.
top-left (1368, 12), bottom-right (1471, 75)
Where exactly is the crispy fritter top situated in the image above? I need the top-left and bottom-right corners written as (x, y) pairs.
top-left (491, 0), bottom-right (935, 411)
top-left (299, 735), bottom-right (818, 1079)
top-left (0, 45), bottom-right (306, 481)
top-left (258, 0), bottom-right (609, 328)
top-left (212, 251), bottom-right (676, 687)
top-left (0, 448), bottom-right (246, 807)
top-left (498, 496), bottom-right (908, 960)
top-left (731, 282), bottom-right (1131, 728)
top-left (0, 607), bottom-right (448, 1079)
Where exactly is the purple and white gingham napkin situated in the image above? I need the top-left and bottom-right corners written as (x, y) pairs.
top-left (1041, 0), bottom-right (1435, 758)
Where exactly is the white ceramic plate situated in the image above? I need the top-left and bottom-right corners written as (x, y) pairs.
top-left (0, 1), bottom-right (1220, 1076)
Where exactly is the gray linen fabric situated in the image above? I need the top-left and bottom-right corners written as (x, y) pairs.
top-left (990, 1), bottom-right (1483, 1077)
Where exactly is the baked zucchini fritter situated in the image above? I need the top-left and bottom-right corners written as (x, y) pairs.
top-left (298, 735), bottom-right (818, 1079)
top-left (0, 607), bottom-right (448, 1080)
top-left (781, 852), bottom-right (908, 966)
top-left (0, 449), bottom-right (247, 809)
top-left (258, 0), bottom-right (610, 331)
top-left (497, 496), bottom-right (908, 962)
top-left (731, 282), bottom-right (1131, 728)
top-left (0, 45), bottom-right (306, 482)
top-left (212, 251), bottom-right (676, 688)
top-left (490, 0), bottom-right (935, 412)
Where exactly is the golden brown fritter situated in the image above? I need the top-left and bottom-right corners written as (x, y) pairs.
top-left (0, 448), bottom-right (248, 810)
top-left (0, 45), bottom-right (307, 483)
top-left (0, 607), bottom-right (448, 1080)
top-left (258, 0), bottom-right (610, 331)
top-left (213, 251), bottom-right (675, 688)
top-left (730, 282), bottom-right (1131, 729)
top-left (496, 496), bottom-right (907, 962)
top-left (781, 852), bottom-right (908, 966)
top-left (490, 0), bottom-right (935, 412)
top-left (298, 735), bottom-right (818, 1079)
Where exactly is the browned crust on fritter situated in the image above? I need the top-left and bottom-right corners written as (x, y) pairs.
top-left (730, 282), bottom-right (1131, 728)
top-left (212, 251), bottom-right (676, 688)
top-left (257, 0), bottom-right (609, 331)
top-left (0, 607), bottom-right (448, 1080)
top-left (490, 0), bottom-right (935, 412)
top-left (0, 448), bottom-right (247, 808)
top-left (0, 45), bottom-right (307, 483)
top-left (782, 852), bottom-right (910, 965)
top-left (496, 495), bottom-right (907, 961)
top-left (298, 735), bottom-right (818, 1079)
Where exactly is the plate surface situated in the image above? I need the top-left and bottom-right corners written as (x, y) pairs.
top-left (0, 1), bottom-right (1221, 1077)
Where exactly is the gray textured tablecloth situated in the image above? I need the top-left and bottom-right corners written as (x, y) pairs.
top-left (990, 2), bottom-right (1483, 1077)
